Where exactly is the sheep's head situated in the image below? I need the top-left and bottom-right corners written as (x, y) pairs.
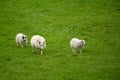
top-left (37, 40), bottom-right (46, 49)
top-left (81, 40), bottom-right (85, 45)
top-left (22, 35), bottom-right (27, 42)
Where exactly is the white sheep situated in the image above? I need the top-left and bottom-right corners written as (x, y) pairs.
top-left (30, 35), bottom-right (46, 55)
top-left (70, 38), bottom-right (85, 54)
top-left (15, 33), bottom-right (27, 48)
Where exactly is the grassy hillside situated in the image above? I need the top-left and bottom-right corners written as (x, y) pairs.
top-left (0, 0), bottom-right (120, 80)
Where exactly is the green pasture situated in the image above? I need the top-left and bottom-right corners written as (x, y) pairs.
top-left (0, 0), bottom-right (120, 80)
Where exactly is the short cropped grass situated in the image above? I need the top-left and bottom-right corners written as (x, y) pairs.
top-left (0, 0), bottom-right (120, 80)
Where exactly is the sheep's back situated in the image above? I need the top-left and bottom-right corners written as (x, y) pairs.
top-left (70, 38), bottom-right (81, 48)
top-left (16, 33), bottom-right (24, 43)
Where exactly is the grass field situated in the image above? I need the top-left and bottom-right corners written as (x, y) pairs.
top-left (0, 0), bottom-right (120, 80)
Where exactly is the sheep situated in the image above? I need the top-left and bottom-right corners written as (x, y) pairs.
top-left (70, 38), bottom-right (85, 54)
top-left (15, 33), bottom-right (27, 48)
top-left (30, 35), bottom-right (46, 55)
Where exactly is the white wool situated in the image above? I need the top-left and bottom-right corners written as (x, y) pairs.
top-left (30, 35), bottom-right (46, 55)
top-left (70, 38), bottom-right (85, 54)
top-left (15, 33), bottom-right (27, 48)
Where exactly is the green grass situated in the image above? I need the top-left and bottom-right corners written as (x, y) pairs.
top-left (0, 0), bottom-right (120, 80)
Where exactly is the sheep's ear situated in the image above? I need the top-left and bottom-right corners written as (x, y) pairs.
top-left (82, 40), bottom-right (85, 44)
top-left (22, 36), bottom-right (24, 39)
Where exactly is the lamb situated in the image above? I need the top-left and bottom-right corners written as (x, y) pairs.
top-left (15, 33), bottom-right (27, 48)
top-left (70, 38), bottom-right (85, 54)
top-left (30, 35), bottom-right (46, 55)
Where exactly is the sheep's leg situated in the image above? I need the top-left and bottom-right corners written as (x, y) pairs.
top-left (72, 48), bottom-right (77, 54)
top-left (41, 49), bottom-right (43, 55)
top-left (39, 49), bottom-right (41, 55)
top-left (80, 49), bottom-right (82, 54)
top-left (21, 45), bottom-right (24, 48)
top-left (72, 49), bottom-right (75, 53)
top-left (32, 47), bottom-right (35, 53)
top-left (32, 48), bottom-right (34, 53)
top-left (32, 45), bottom-right (37, 53)
top-left (37, 48), bottom-right (40, 54)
